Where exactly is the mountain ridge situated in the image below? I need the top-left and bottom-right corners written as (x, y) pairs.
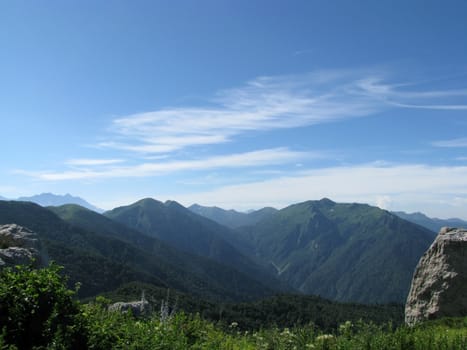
top-left (0, 200), bottom-right (276, 301)
top-left (105, 198), bottom-right (289, 293)
top-left (238, 198), bottom-right (435, 304)
top-left (188, 203), bottom-right (278, 229)
top-left (393, 211), bottom-right (467, 234)
top-left (0, 196), bottom-right (441, 305)
top-left (8, 193), bottom-right (104, 213)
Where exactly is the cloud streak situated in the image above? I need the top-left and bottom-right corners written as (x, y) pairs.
top-left (432, 137), bottom-right (467, 148)
top-left (98, 71), bottom-right (467, 156)
top-left (65, 158), bottom-right (125, 166)
top-left (15, 69), bottom-right (467, 186)
top-left (19, 148), bottom-right (310, 181)
top-left (355, 77), bottom-right (467, 110)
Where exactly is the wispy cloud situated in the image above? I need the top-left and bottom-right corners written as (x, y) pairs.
top-left (101, 71), bottom-right (380, 156)
top-left (16, 69), bottom-right (467, 184)
top-left (355, 77), bottom-right (467, 110)
top-left (97, 71), bottom-right (467, 156)
top-left (18, 148), bottom-right (310, 181)
top-left (65, 158), bottom-right (125, 166)
top-left (432, 137), bottom-right (467, 148)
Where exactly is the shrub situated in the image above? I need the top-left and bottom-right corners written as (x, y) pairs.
top-left (0, 263), bottom-right (88, 349)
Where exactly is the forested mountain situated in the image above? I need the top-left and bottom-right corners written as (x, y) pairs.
top-left (0, 200), bottom-right (275, 301)
top-left (0, 197), bottom-right (438, 305)
top-left (239, 198), bottom-right (434, 304)
top-left (189, 204), bottom-right (277, 229)
top-left (393, 211), bottom-right (467, 234)
top-left (104, 198), bottom-right (286, 291)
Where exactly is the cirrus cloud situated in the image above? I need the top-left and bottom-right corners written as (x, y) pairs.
top-left (17, 148), bottom-right (312, 181)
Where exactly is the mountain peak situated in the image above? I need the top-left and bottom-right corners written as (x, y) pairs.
top-left (15, 193), bottom-right (103, 213)
top-left (318, 198), bottom-right (335, 206)
top-left (164, 200), bottom-right (185, 209)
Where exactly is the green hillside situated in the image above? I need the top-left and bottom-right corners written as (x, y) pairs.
top-left (105, 198), bottom-right (287, 292)
top-left (0, 200), bottom-right (275, 301)
top-left (240, 198), bottom-right (435, 304)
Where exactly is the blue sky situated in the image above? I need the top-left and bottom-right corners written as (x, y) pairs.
top-left (1, 0), bottom-right (467, 218)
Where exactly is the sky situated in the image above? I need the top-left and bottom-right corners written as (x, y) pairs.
top-left (1, 0), bottom-right (467, 218)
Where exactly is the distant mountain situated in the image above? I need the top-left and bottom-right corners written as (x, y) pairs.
top-left (239, 198), bottom-right (435, 304)
top-left (0, 201), bottom-right (275, 301)
top-left (16, 193), bottom-right (103, 213)
top-left (189, 204), bottom-right (277, 228)
top-left (393, 211), bottom-right (467, 234)
top-left (105, 198), bottom-right (287, 292)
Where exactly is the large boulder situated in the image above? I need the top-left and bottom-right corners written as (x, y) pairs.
top-left (0, 224), bottom-right (48, 268)
top-left (405, 227), bottom-right (467, 325)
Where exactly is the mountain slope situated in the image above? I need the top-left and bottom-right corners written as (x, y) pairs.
top-left (189, 204), bottom-right (277, 229)
top-left (240, 198), bottom-right (435, 304)
top-left (0, 200), bottom-right (275, 301)
top-left (17, 193), bottom-right (103, 213)
top-left (105, 198), bottom-right (287, 292)
top-left (393, 211), bottom-right (467, 234)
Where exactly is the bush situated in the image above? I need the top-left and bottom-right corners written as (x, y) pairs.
top-left (0, 263), bottom-right (88, 349)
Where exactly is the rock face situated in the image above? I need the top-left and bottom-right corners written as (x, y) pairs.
top-left (108, 293), bottom-right (151, 317)
top-left (405, 227), bottom-right (467, 325)
top-left (0, 224), bottom-right (48, 268)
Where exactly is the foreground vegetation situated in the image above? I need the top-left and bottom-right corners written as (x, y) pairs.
top-left (103, 281), bottom-right (404, 331)
top-left (1, 264), bottom-right (466, 349)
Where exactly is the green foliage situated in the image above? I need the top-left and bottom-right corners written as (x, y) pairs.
top-left (0, 263), bottom-right (87, 349)
top-left (75, 306), bottom-right (467, 349)
top-left (0, 264), bottom-right (465, 349)
top-left (100, 282), bottom-right (403, 332)
top-left (212, 295), bottom-right (403, 332)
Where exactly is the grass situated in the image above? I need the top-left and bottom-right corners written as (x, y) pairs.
top-left (78, 300), bottom-right (467, 349)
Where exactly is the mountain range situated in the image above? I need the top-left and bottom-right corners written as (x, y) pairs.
top-left (393, 211), bottom-right (467, 234)
top-left (104, 198), bottom-right (287, 292)
top-left (0, 193), bottom-right (103, 213)
top-left (0, 195), bottom-right (445, 305)
top-left (189, 202), bottom-right (467, 235)
top-left (0, 200), bottom-right (275, 301)
top-left (188, 204), bottom-right (277, 229)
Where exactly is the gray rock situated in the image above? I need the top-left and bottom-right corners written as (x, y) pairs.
top-left (405, 227), bottom-right (467, 325)
top-left (0, 224), bottom-right (48, 268)
top-left (108, 292), bottom-right (151, 317)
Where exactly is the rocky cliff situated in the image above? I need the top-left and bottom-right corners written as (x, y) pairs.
top-left (0, 224), bottom-right (48, 268)
top-left (405, 227), bottom-right (467, 325)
